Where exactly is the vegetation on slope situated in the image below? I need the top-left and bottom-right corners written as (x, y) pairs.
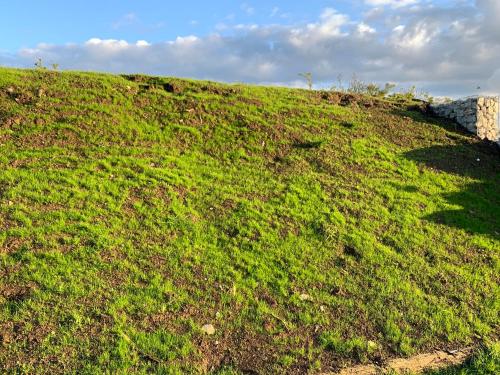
top-left (427, 342), bottom-right (499, 374)
top-left (0, 67), bottom-right (498, 374)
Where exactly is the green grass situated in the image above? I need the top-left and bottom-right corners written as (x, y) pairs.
top-left (427, 343), bottom-right (500, 374)
top-left (0, 67), bottom-right (498, 374)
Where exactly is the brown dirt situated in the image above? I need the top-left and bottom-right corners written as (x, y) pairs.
top-left (330, 347), bottom-right (474, 374)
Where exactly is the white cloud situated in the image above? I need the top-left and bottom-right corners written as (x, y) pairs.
top-left (476, 0), bottom-right (500, 38)
top-left (357, 22), bottom-right (376, 36)
top-left (170, 36), bottom-right (200, 45)
top-left (312, 8), bottom-right (350, 37)
top-left (112, 13), bottom-right (137, 30)
top-left (390, 21), bottom-right (438, 49)
top-left (85, 38), bottom-right (129, 49)
top-left (289, 7), bottom-right (349, 47)
top-left (270, 6), bottom-right (291, 19)
top-left (2, 3), bottom-right (500, 97)
top-left (365, 0), bottom-right (419, 8)
top-left (241, 3), bottom-right (255, 16)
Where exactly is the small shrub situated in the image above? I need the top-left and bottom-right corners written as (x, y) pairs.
top-left (34, 57), bottom-right (46, 70)
top-left (299, 72), bottom-right (313, 90)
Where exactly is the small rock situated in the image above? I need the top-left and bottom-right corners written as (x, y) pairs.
top-left (0, 332), bottom-right (12, 346)
top-left (201, 324), bottom-right (215, 335)
top-left (299, 293), bottom-right (313, 302)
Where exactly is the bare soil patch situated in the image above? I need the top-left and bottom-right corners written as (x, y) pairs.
top-left (333, 347), bottom-right (474, 374)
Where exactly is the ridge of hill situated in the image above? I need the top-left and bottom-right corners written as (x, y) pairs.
top-left (0, 67), bottom-right (498, 374)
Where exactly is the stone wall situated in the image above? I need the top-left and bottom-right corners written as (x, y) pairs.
top-left (431, 96), bottom-right (499, 143)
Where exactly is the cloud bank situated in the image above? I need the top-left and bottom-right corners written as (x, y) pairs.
top-left (1, 0), bottom-right (500, 96)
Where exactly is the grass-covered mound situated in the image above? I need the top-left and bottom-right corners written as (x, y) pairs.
top-left (0, 67), bottom-right (498, 373)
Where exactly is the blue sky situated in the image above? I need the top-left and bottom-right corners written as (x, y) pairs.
top-left (0, 1), bottom-right (360, 51)
top-left (1, 1), bottom-right (498, 96)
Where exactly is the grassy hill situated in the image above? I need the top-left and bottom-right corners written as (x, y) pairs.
top-left (0, 67), bottom-right (498, 374)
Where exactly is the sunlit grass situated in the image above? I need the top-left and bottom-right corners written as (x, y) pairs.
top-left (0, 67), bottom-right (498, 373)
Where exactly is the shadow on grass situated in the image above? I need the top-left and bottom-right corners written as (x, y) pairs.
top-left (404, 142), bottom-right (500, 240)
top-left (391, 107), bottom-right (471, 138)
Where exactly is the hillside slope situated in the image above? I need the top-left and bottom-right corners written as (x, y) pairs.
top-left (0, 67), bottom-right (498, 374)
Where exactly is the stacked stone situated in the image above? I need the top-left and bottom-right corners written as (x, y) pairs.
top-left (431, 96), bottom-right (499, 143)
top-left (476, 97), bottom-right (499, 141)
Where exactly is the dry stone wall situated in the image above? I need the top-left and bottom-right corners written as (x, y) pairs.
top-left (431, 96), bottom-right (499, 143)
